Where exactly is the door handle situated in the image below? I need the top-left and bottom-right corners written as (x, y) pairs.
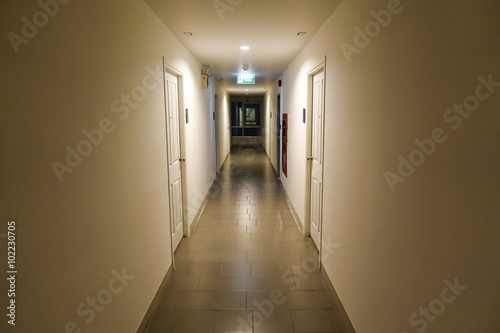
top-left (307, 156), bottom-right (313, 161)
top-left (179, 157), bottom-right (186, 162)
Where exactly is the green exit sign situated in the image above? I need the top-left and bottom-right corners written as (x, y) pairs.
top-left (237, 74), bottom-right (255, 84)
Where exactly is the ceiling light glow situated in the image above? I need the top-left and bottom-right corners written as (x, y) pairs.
top-left (240, 45), bottom-right (250, 51)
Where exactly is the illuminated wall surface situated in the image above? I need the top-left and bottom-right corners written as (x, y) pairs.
top-left (0, 0), bottom-right (499, 332)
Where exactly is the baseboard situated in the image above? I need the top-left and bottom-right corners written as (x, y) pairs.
top-left (136, 265), bottom-right (173, 333)
top-left (189, 179), bottom-right (215, 235)
top-left (216, 152), bottom-right (230, 176)
top-left (138, 175), bottom-right (217, 332)
top-left (277, 174), bottom-right (355, 332)
top-left (190, 152), bottom-right (238, 234)
top-left (278, 181), bottom-right (304, 234)
top-left (320, 263), bottom-right (357, 333)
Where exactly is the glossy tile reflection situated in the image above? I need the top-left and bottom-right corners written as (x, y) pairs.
top-left (147, 146), bottom-right (348, 333)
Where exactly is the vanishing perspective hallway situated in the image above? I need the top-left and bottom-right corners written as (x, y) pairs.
top-left (147, 146), bottom-right (348, 332)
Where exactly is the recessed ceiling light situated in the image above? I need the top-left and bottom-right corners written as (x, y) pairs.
top-left (297, 32), bottom-right (307, 36)
top-left (184, 32), bottom-right (193, 36)
top-left (240, 45), bottom-right (250, 51)
top-left (245, 89), bottom-right (249, 91)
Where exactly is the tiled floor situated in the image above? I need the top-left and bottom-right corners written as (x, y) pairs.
top-left (147, 146), bottom-right (349, 333)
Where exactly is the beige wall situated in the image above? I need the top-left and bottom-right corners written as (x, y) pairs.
top-left (0, 1), bottom-right (223, 331)
top-left (275, 0), bottom-right (500, 332)
top-left (214, 79), bottom-right (232, 173)
top-left (1, 0), bottom-right (499, 332)
top-left (264, 81), bottom-right (281, 175)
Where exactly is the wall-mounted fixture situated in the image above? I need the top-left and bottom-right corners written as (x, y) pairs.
top-left (201, 65), bottom-right (213, 89)
top-left (243, 65), bottom-right (249, 71)
top-left (201, 75), bottom-right (209, 89)
top-left (282, 114), bottom-right (288, 177)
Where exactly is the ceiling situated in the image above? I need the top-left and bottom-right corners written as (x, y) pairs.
top-left (144, 0), bottom-right (342, 95)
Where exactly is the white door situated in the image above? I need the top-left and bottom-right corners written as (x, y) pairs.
top-left (165, 71), bottom-right (184, 251)
top-left (309, 70), bottom-right (325, 249)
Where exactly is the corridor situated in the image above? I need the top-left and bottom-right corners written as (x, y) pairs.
top-left (147, 146), bottom-right (348, 333)
top-left (2, 1), bottom-right (498, 331)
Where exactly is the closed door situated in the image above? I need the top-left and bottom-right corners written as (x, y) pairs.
top-left (165, 71), bottom-right (184, 251)
top-left (309, 70), bottom-right (325, 248)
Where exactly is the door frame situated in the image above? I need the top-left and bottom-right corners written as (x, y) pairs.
top-left (276, 94), bottom-right (281, 178)
top-left (214, 94), bottom-right (220, 175)
top-left (163, 58), bottom-right (187, 269)
top-left (305, 58), bottom-right (326, 267)
top-left (230, 100), bottom-right (263, 147)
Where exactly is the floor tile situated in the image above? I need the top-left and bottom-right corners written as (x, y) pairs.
top-left (274, 250), bottom-right (303, 262)
top-left (293, 273), bottom-right (327, 291)
top-left (231, 275), bottom-right (263, 290)
top-left (234, 241), bottom-right (260, 251)
top-left (178, 240), bottom-right (210, 252)
top-left (158, 291), bottom-right (178, 310)
top-left (328, 308), bottom-right (349, 332)
top-left (252, 262), bottom-right (282, 276)
top-left (314, 289), bottom-right (337, 309)
top-left (206, 233), bottom-right (230, 242)
top-left (291, 309), bottom-right (337, 332)
top-left (247, 251), bottom-right (275, 263)
top-left (147, 309), bottom-right (177, 333)
top-left (209, 240), bottom-right (235, 251)
top-left (247, 290), bottom-right (288, 311)
top-left (197, 275), bottom-right (231, 291)
top-left (284, 291), bottom-right (319, 309)
top-left (175, 262), bottom-right (222, 276)
top-left (253, 309), bottom-right (293, 333)
top-left (262, 275), bottom-right (294, 291)
top-left (146, 147), bottom-right (349, 333)
top-left (191, 251), bottom-right (221, 262)
top-left (171, 310), bottom-right (215, 333)
top-left (220, 250), bottom-right (247, 262)
top-left (210, 291), bottom-right (247, 310)
top-left (227, 233), bottom-right (253, 242)
top-left (222, 262), bottom-right (251, 276)
top-left (167, 275), bottom-right (200, 291)
top-left (213, 310), bottom-right (253, 333)
top-left (174, 250), bottom-right (194, 262)
top-left (174, 291), bottom-right (213, 310)
top-left (224, 226), bottom-right (248, 234)
top-left (236, 220), bottom-right (259, 227)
